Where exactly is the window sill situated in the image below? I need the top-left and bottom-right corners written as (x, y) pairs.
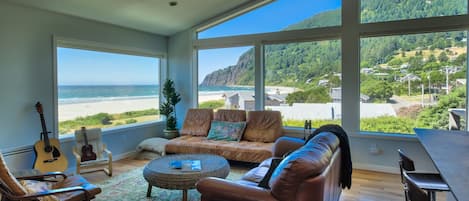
top-left (283, 126), bottom-right (419, 142)
top-left (59, 120), bottom-right (165, 143)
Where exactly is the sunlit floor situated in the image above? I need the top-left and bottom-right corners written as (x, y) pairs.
top-left (82, 157), bottom-right (446, 201)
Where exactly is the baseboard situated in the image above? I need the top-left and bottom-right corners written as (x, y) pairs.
top-left (1, 145), bottom-right (34, 156)
top-left (353, 163), bottom-right (400, 174)
top-left (113, 150), bottom-right (138, 161)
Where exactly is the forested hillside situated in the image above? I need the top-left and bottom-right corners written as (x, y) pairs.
top-left (200, 0), bottom-right (466, 89)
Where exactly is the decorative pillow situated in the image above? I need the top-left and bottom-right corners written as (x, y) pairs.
top-left (19, 180), bottom-right (59, 201)
top-left (207, 121), bottom-right (246, 141)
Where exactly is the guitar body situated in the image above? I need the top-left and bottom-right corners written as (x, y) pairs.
top-left (33, 138), bottom-right (68, 173)
top-left (81, 144), bottom-right (97, 162)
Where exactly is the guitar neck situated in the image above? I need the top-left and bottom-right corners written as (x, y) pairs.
top-left (81, 127), bottom-right (89, 145)
top-left (39, 113), bottom-right (51, 147)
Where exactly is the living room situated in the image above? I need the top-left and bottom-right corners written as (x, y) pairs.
top-left (0, 0), bottom-right (467, 200)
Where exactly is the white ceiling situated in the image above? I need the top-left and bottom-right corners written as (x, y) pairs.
top-left (6, 0), bottom-right (252, 36)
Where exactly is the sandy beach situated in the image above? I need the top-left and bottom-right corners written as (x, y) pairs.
top-left (59, 86), bottom-right (297, 121)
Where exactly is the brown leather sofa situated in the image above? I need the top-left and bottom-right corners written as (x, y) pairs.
top-left (196, 132), bottom-right (342, 201)
top-left (165, 109), bottom-right (284, 163)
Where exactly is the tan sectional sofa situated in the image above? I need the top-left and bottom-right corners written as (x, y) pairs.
top-left (165, 109), bottom-right (284, 163)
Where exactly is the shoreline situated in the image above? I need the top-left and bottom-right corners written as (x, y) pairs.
top-left (59, 86), bottom-right (297, 121)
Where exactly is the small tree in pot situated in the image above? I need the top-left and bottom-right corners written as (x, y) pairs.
top-left (159, 79), bottom-right (181, 138)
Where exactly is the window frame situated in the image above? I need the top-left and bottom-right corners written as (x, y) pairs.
top-left (192, 0), bottom-right (469, 138)
top-left (52, 36), bottom-right (167, 140)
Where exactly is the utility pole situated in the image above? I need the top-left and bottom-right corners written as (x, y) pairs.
top-left (445, 67), bottom-right (449, 94)
top-left (421, 84), bottom-right (424, 107)
top-left (427, 74), bottom-right (431, 103)
top-left (408, 78), bottom-right (411, 96)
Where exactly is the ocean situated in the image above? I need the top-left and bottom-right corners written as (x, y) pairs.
top-left (58, 85), bottom-right (254, 104)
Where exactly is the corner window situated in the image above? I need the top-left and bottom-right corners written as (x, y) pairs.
top-left (360, 31), bottom-right (467, 134)
top-left (56, 47), bottom-right (160, 136)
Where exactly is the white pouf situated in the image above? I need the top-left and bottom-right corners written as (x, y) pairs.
top-left (135, 137), bottom-right (169, 160)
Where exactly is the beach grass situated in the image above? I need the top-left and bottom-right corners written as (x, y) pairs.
top-left (199, 99), bottom-right (225, 109)
top-left (59, 108), bottom-right (159, 134)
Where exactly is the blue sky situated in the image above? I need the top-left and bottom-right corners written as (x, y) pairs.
top-left (58, 47), bottom-right (159, 85)
top-left (58, 0), bottom-right (340, 85)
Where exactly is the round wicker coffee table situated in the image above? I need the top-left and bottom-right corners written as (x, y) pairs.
top-left (143, 154), bottom-right (230, 201)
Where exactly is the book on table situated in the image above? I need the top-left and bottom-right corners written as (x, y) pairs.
top-left (170, 160), bottom-right (201, 171)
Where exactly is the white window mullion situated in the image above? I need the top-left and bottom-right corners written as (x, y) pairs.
top-left (341, 0), bottom-right (360, 133)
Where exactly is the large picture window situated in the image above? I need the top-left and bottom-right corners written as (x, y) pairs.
top-left (360, 31), bottom-right (467, 134)
top-left (57, 47), bottom-right (160, 136)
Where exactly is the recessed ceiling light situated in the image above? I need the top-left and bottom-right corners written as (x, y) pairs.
top-left (169, 1), bottom-right (178, 6)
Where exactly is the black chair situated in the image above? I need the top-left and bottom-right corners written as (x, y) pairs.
top-left (404, 172), bottom-right (430, 201)
top-left (398, 149), bottom-right (449, 201)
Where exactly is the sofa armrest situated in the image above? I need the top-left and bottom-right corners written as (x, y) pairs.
top-left (196, 177), bottom-right (276, 201)
top-left (272, 136), bottom-right (305, 158)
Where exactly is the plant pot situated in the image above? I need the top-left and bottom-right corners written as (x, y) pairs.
top-left (163, 129), bottom-right (179, 139)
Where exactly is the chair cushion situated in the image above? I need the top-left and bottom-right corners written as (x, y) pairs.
top-left (53, 175), bottom-right (101, 201)
top-left (243, 111), bottom-right (283, 142)
top-left (19, 180), bottom-right (58, 201)
top-left (180, 109), bottom-right (214, 136)
top-left (214, 109), bottom-right (246, 122)
top-left (268, 139), bottom-right (333, 201)
top-left (207, 121), bottom-right (246, 141)
top-left (0, 152), bottom-right (27, 196)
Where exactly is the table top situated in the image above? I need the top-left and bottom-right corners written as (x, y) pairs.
top-left (414, 128), bottom-right (469, 201)
top-left (143, 154), bottom-right (230, 190)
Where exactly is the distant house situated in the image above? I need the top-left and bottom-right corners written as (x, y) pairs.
top-left (224, 92), bottom-right (286, 110)
top-left (330, 87), bottom-right (370, 103)
top-left (317, 79), bottom-right (329, 86)
top-left (399, 73), bottom-right (421, 82)
top-left (361, 68), bottom-right (373, 74)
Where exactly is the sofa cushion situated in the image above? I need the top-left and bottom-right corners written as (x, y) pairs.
top-left (268, 137), bottom-right (333, 201)
top-left (207, 121), bottom-right (246, 141)
top-left (214, 109), bottom-right (246, 122)
top-left (243, 111), bottom-right (283, 143)
top-left (165, 135), bottom-right (274, 163)
top-left (180, 109), bottom-right (213, 136)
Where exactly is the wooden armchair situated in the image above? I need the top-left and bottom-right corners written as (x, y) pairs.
top-left (0, 152), bottom-right (101, 201)
top-left (72, 128), bottom-right (112, 176)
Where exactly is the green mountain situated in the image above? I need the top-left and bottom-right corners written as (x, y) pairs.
top-left (200, 0), bottom-right (466, 88)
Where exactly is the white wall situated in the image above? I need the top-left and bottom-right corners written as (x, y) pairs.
top-left (0, 1), bottom-right (166, 170)
top-left (168, 29), bottom-right (195, 128)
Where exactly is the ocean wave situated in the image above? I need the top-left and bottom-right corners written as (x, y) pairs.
top-left (59, 95), bottom-right (158, 104)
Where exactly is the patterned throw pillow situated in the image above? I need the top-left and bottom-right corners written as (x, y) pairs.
top-left (207, 121), bottom-right (246, 141)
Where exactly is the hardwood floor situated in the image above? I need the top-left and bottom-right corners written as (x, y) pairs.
top-left (81, 158), bottom-right (447, 201)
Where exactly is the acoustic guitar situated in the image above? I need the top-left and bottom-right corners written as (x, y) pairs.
top-left (80, 126), bottom-right (97, 162)
top-left (33, 102), bottom-right (68, 173)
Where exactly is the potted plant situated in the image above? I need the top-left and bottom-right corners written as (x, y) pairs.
top-left (159, 79), bottom-right (181, 139)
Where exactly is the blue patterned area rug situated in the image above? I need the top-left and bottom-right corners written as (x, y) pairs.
top-left (95, 165), bottom-right (249, 201)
